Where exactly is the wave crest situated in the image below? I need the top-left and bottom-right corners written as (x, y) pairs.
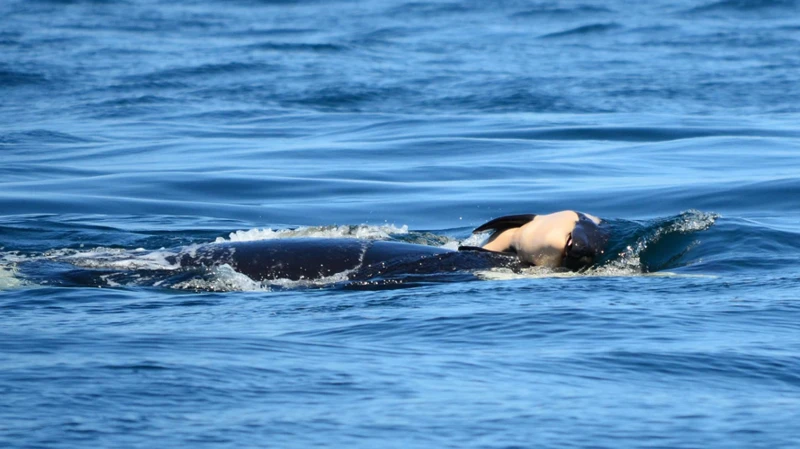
top-left (215, 224), bottom-right (409, 243)
top-left (598, 210), bottom-right (718, 274)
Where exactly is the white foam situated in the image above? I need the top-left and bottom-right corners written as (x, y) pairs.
top-left (0, 251), bottom-right (28, 289)
top-left (1, 250), bottom-right (34, 265)
top-left (170, 262), bottom-right (358, 292)
top-left (172, 264), bottom-right (269, 292)
top-left (262, 269), bottom-right (354, 289)
top-left (215, 224), bottom-right (409, 243)
top-left (438, 232), bottom-right (487, 251)
top-left (476, 267), bottom-right (718, 281)
top-left (59, 247), bottom-right (181, 271)
top-left (476, 267), bottom-right (572, 280)
top-left (477, 265), bottom-right (642, 281)
top-left (0, 264), bottom-right (23, 289)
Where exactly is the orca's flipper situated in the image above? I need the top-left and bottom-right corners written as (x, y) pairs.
top-left (472, 214), bottom-right (536, 236)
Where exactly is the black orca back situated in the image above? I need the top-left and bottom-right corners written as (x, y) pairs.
top-left (178, 238), bottom-right (454, 281)
top-left (22, 238), bottom-right (524, 288)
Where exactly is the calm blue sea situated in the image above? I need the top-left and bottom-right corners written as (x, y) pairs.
top-left (2, 0), bottom-right (800, 447)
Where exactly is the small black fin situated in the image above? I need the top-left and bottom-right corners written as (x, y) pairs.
top-left (458, 245), bottom-right (516, 256)
top-left (458, 245), bottom-right (493, 252)
top-left (472, 214), bottom-right (536, 234)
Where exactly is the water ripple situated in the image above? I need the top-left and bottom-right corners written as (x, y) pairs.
top-left (540, 23), bottom-right (623, 39)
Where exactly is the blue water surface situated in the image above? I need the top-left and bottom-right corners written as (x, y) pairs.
top-left (2, 0), bottom-right (800, 447)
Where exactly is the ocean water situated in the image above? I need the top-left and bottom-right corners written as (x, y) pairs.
top-left (2, 0), bottom-right (800, 447)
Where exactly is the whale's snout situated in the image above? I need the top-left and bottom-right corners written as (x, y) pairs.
top-left (563, 217), bottom-right (609, 271)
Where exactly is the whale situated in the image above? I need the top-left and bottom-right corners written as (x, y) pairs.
top-left (173, 210), bottom-right (609, 282)
top-left (171, 238), bottom-right (520, 282)
top-left (17, 210), bottom-right (609, 288)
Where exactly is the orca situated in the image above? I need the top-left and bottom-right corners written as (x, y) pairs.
top-left (172, 238), bottom-right (519, 282)
top-left (16, 211), bottom-right (609, 288)
top-left (174, 210), bottom-right (609, 282)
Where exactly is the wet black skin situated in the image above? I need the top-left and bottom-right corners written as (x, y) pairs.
top-left (563, 213), bottom-right (610, 271)
top-left (175, 238), bottom-right (517, 282)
